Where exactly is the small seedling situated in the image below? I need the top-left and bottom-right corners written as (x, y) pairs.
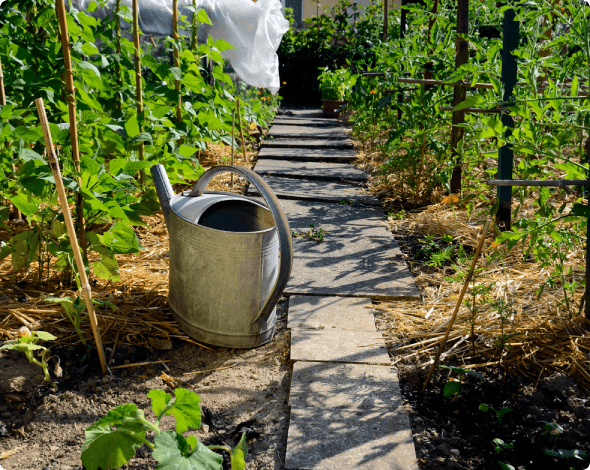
top-left (307, 224), bottom-right (324, 243)
top-left (479, 403), bottom-right (513, 424)
top-left (440, 365), bottom-right (484, 398)
top-left (0, 327), bottom-right (56, 387)
top-left (498, 463), bottom-right (515, 470)
top-left (493, 438), bottom-right (514, 453)
top-left (541, 421), bottom-right (564, 440)
top-left (81, 388), bottom-right (247, 470)
top-left (543, 449), bottom-right (588, 462)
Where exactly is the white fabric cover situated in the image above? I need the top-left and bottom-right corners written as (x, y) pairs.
top-left (71, 0), bottom-right (289, 93)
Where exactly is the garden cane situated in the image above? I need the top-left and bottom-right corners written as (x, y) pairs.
top-left (35, 98), bottom-right (108, 375)
top-left (421, 218), bottom-right (492, 394)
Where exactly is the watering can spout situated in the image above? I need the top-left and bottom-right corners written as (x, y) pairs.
top-left (150, 164), bottom-right (174, 225)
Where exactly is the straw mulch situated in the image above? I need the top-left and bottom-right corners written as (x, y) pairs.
top-left (0, 142), bottom-right (257, 353)
top-left (376, 200), bottom-right (590, 391)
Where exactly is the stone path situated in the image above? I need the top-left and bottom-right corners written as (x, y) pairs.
top-left (252, 111), bottom-right (419, 469)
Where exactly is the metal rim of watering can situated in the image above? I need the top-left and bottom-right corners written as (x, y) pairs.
top-left (188, 165), bottom-right (293, 334)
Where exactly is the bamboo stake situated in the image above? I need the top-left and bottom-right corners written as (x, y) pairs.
top-left (115, 0), bottom-right (122, 111)
top-left (191, 0), bottom-right (198, 50)
top-left (55, 0), bottom-right (87, 258)
top-left (0, 59), bottom-right (22, 221)
top-left (35, 98), bottom-right (107, 375)
top-left (236, 99), bottom-right (247, 163)
top-left (231, 110), bottom-right (235, 187)
top-left (132, 0), bottom-right (145, 185)
top-left (173, 0), bottom-right (181, 125)
top-left (421, 219), bottom-right (492, 394)
top-left (110, 360), bottom-right (170, 370)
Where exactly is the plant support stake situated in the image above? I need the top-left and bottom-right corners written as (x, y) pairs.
top-left (231, 109), bottom-right (235, 187)
top-left (421, 219), bottom-right (492, 394)
top-left (133, 0), bottom-right (145, 185)
top-left (35, 98), bottom-right (108, 375)
top-left (236, 99), bottom-right (247, 163)
top-left (56, 0), bottom-right (87, 258)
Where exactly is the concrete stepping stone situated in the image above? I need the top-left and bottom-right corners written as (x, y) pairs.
top-left (248, 176), bottom-right (378, 205)
top-left (269, 125), bottom-right (349, 140)
top-left (285, 237), bottom-right (420, 300)
top-left (282, 109), bottom-right (325, 119)
top-left (290, 329), bottom-right (390, 365)
top-left (254, 160), bottom-right (366, 182)
top-left (263, 139), bottom-right (353, 149)
top-left (288, 296), bottom-right (375, 331)
top-left (289, 362), bottom-right (402, 410)
top-left (258, 147), bottom-right (356, 162)
top-left (285, 407), bottom-right (418, 470)
top-left (272, 117), bottom-right (340, 127)
top-left (273, 199), bottom-right (388, 238)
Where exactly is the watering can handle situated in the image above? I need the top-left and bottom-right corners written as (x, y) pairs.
top-left (187, 165), bottom-right (293, 332)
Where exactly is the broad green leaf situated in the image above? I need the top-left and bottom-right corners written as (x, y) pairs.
top-left (572, 203), bottom-right (590, 218)
top-left (34, 331), bottom-right (57, 341)
top-left (147, 389), bottom-right (172, 416)
top-left (213, 39), bottom-right (234, 52)
top-left (452, 95), bottom-right (484, 112)
top-left (178, 145), bottom-right (198, 159)
top-left (9, 194), bottom-right (39, 216)
top-left (92, 247), bottom-right (121, 282)
top-left (164, 388), bottom-right (201, 433)
top-left (153, 431), bottom-right (223, 470)
top-left (197, 9), bottom-right (213, 25)
top-left (125, 114), bottom-right (140, 138)
top-left (101, 223), bottom-right (143, 254)
top-left (442, 381), bottom-right (461, 397)
top-left (230, 433), bottom-right (248, 470)
top-left (479, 403), bottom-right (490, 412)
top-left (130, 132), bottom-right (153, 145)
top-left (0, 343), bottom-right (46, 352)
top-left (498, 463), bottom-right (515, 470)
top-left (570, 76), bottom-right (579, 97)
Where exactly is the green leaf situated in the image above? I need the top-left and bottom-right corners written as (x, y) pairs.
top-left (147, 389), bottom-right (172, 416)
top-left (34, 331), bottom-right (57, 341)
top-left (570, 76), bottom-right (579, 97)
top-left (230, 433), bottom-right (248, 470)
top-left (213, 39), bottom-right (234, 52)
top-left (92, 247), bottom-right (121, 282)
top-left (479, 403), bottom-right (491, 412)
top-left (165, 388), bottom-right (202, 433)
top-left (153, 432), bottom-right (223, 470)
top-left (178, 145), bottom-right (198, 159)
top-left (100, 223), bottom-right (143, 255)
top-left (197, 9), bottom-right (213, 25)
top-left (81, 405), bottom-right (149, 470)
top-left (9, 194), bottom-right (39, 216)
top-left (125, 114), bottom-right (140, 138)
top-left (453, 95), bottom-right (484, 112)
top-left (130, 132), bottom-right (153, 145)
top-left (442, 381), bottom-right (461, 397)
top-left (498, 462), bottom-right (515, 470)
top-left (572, 203), bottom-right (590, 218)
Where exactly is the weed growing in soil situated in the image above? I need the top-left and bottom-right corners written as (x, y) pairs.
top-left (493, 438), bottom-right (514, 453)
top-left (0, 327), bottom-right (56, 386)
top-left (81, 387), bottom-right (247, 470)
top-left (440, 364), bottom-right (484, 398)
top-left (544, 448), bottom-right (588, 463)
top-left (479, 403), bottom-right (513, 425)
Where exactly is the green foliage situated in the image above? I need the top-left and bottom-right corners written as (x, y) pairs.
top-left (479, 403), bottom-right (513, 425)
top-left (543, 448), bottom-right (588, 462)
top-left (0, 327), bottom-right (56, 386)
top-left (493, 438), bottom-right (514, 453)
top-left (440, 364), bottom-right (484, 398)
top-left (317, 67), bottom-right (357, 101)
top-left (81, 388), bottom-right (247, 470)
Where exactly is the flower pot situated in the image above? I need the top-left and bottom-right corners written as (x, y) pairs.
top-left (321, 99), bottom-right (346, 118)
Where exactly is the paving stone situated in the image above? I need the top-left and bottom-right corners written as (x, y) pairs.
top-left (248, 176), bottom-right (379, 205)
top-left (281, 109), bottom-right (324, 118)
top-left (285, 236), bottom-right (420, 300)
top-left (258, 147), bottom-right (356, 162)
top-left (272, 117), bottom-right (340, 127)
top-left (288, 295), bottom-right (375, 331)
top-left (289, 361), bottom-right (402, 410)
top-left (290, 329), bottom-right (390, 365)
top-left (269, 125), bottom-right (349, 140)
top-left (272, 199), bottom-right (388, 238)
top-left (262, 139), bottom-right (353, 149)
top-left (285, 407), bottom-right (418, 470)
top-left (254, 159), bottom-right (366, 182)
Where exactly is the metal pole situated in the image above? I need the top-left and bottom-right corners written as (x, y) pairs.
top-left (496, 5), bottom-right (519, 231)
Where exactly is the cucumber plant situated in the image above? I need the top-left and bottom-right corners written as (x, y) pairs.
top-left (81, 387), bottom-right (247, 470)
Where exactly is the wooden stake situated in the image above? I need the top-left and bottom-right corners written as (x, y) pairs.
top-left (115, 0), bottom-right (122, 111)
top-left (231, 110), bottom-right (235, 187)
top-left (383, 0), bottom-right (389, 41)
top-left (35, 98), bottom-right (107, 375)
top-left (132, 0), bottom-right (145, 185)
top-left (173, 0), bottom-right (181, 125)
top-left (421, 219), bottom-right (491, 394)
top-left (55, 0), bottom-right (87, 258)
top-left (236, 99), bottom-right (247, 163)
top-left (191, 0), bottom-right (198, 51)
top-left (0, 59), bottom-right (22, 221)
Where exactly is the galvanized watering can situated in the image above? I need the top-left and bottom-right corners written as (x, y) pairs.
top-left (151, 164), bottom-right (293, 349)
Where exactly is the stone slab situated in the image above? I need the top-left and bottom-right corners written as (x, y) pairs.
top-left (269, 125), bottom-right (349, 140)
top-left (254, 160), bottom-right (366, 182)
top-left (258, 147), bottom-right (356, 162)
top-left (288, 295), bottom-right (376, 332)
top-left (285, 407), bottom-right (418, 470)
top-left (272, 117), bottom-right (340, 127)
top-left (289, 361), bottom-right (402, 410)
top-left (262, 139), bottom-right (353, 149)
top-left (290, 329), bottom-right (390, 365)
top-left (248, 176), bottom-right (379, 206)
top-left (281, 109), bottom-right (324, 119)
top-left (285, 237), bottom-right (420, 300)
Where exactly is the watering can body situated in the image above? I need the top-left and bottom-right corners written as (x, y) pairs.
top-left (151, 165), bottom-right (293, 349)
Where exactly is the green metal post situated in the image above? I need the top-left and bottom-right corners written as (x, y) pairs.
top-left (496, 6), bottom-right (519, 231)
